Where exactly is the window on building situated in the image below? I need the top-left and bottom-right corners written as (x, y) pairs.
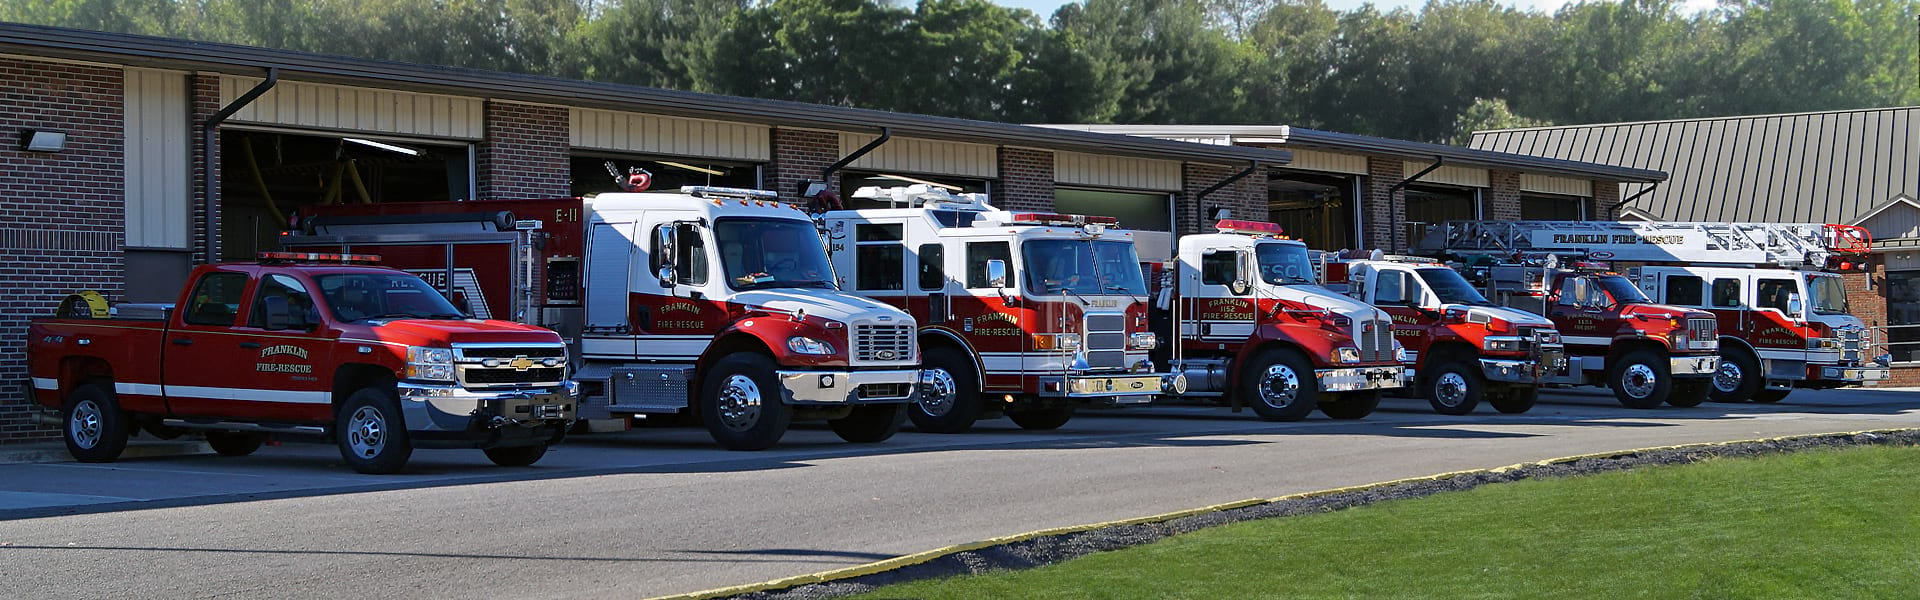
top-left (1887, 271), bottom-right (1920, 363)
top-left (966, 241), bottom-right (1012, 288)
top-left (1666, 275), bottom-right (1705, 306)
top-left (184, 272), bottom-right (249, 326)
top-left (1712, 279), bottom-right (1743, 308)
top-left (855, 224), bottom-right (905, 291)
top-left (917, 243), bottom-right (945, 291)
top-left (571, 153), bottom-right (759, 196)
top-left (1520, 194), bottom-right (1595, 220)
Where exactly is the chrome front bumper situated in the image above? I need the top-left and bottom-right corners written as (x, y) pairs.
top-left (1670, 355), bottom-right (1720, 378)
top-left (397, 381), bottom-right (578, 432)
top-left (777, 369), bottom-right (920, 405)
top-left (1041, 374), bottom-right (1170, 401)
top-left (1480, 358), bottom-right (1542, 384)
top-left (1821, 365), bottom-right (1891, 382)
top-left (1316, 365), bottom-right (1409, 392)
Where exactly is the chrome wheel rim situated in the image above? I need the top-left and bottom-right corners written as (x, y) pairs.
top-left (1713, 361), bottom-right (1742, 393)
top-left (1434, 372), bottom-right (1470, 407)
top-left (918, 368), bottom-right (957, 417)
top-left (69, 399), bottom-right (102, 450)
top-left (1623, 364), bottom-right (1658, 399)
top-left (346, 406), bottom-right (387, 459)
top-left (1259, 364), bottom-right (1301, 409)
top-left (717, 374), bottom-right (762, 431)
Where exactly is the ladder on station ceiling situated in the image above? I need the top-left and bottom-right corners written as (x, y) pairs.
top-left (1412, 220), bottom-right (1872, 268)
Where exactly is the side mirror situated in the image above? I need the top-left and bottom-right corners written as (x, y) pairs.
top-left (654, 225), bottom-right (678, 287)
top-left (986, 259), bottom-right (1008, 289)
top-left (262, 295), bottom-right (293, 331)
top-left (1786, 292), bottom-right (1803, 316)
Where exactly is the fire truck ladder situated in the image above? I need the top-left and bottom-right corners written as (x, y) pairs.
top-left (1414, 220), bottom-right (1871, 267)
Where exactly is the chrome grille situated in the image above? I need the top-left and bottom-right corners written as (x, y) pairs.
top-left (1084, 313), bottom-right (1128, 370)
top-left (1357, 319), bottom-right (1394, 362)
top-left (1688, 318), bottom-right (1717, 350)
top-left (1839, 327), bottom-right (1867, 362)
top-left (1086, 314), bottom-right (1127, 333)
top-left (853, 324), bottom-right (914, 364)
top-left (453, 344), bottom-right (568, 388)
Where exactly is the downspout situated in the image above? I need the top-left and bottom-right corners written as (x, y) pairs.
top-left (1192, 161), bottom-right (1260, 230)
top-left (1387, 156), bottom-right (1444, 252)
top-left (814, 126), bottom-right (891, 193)
top-left (201, 68), bottom-right (279, 264)
top-left (1617, 182), bottom-right (1659, 219)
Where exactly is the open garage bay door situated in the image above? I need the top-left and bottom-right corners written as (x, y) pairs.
top-left (1053, 188), bottom-right (1175, 261)
top-left (220, 128), bottom-right (474, 261)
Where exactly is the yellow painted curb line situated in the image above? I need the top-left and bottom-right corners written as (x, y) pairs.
top-left (650, 427), bottom-right (1916, 600)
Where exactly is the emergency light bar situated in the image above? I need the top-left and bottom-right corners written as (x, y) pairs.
top-left (259, 251), bottom-right (382, 265)
top-left (1008, 213), bottom-right (1119, 226)
top-left (680, 185), bottom-right (778, 200)
top-left (1215, 219), bottom-right (1285, 237)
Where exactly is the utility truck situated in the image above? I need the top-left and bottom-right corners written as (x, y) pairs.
top-left (1419, 220), bottom-right (1889, 403)
top-left (288, 186), bottom-right (921, 450)
top-left (820, 185), bottom-right (1174, 433)
top-left (1326, 255), bottom-right (1564, 415)
top-left (27, 254), bottom-right (576, 473)
top-left (1149, 220), bottom-right (1408, 421)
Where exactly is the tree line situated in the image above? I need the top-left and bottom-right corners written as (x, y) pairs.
top-left (3, 0), bottom-right (1915, 143)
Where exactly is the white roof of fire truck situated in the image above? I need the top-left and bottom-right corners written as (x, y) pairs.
top-left (1414, 220), bottom-right (1871, 270)
top-left (838, 185), bottom-right (1132, 239)
top-left (589, 186), bottom-right (811, 221)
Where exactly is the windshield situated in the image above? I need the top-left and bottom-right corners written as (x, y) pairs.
top-left (1597, 275), bottom-right (1651, 304)
top-left (714, 217), bottom-right (835, 291)
top-left (315, 273), bottom-right (465, 322)
top-left (1415, 267), bottom-right (1493, 306)
top-left (1255, 243), bottom-right (1316, 285)
top-left (1022, 239), bottom-right (1148, 296)
top-left (1806, 274), bottom-right (1848, 315)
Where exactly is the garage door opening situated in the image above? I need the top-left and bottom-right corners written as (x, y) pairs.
top-left (1053, 188), bottom-right (1174, 261)
top-left (1269, 171), bottom-right (1357, 251)
top-left (1403, 184), bottom-right (1480, 243)
top-left (220, 129), bottom-right (472, 260)
top-left (571, 153), bottom-right (759, 196)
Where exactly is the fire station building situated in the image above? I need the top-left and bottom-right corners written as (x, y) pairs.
top-left (0, 22), bottom-right (1656, 442)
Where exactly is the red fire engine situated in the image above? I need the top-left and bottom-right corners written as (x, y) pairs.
top-left (1151, 220), bottom-right (1409, 420)
top-left (287, 186), bottom-right (922, 450)
top-left (820, 185), bottom-right (1174, 433)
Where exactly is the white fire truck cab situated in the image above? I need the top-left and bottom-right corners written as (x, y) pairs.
top-left (821, 185), bottom-right (1173, 433)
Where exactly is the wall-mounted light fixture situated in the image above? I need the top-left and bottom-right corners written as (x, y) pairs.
top-left (18, 129), bottom-right (66, 153)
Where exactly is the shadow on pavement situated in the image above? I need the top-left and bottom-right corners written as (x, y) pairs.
top-left (0, 544), bottom-right (861, 565)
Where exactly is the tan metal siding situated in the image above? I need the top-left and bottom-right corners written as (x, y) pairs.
top-left (838, 133), bottom-right (996, 178)
top-left (1403, 161), bottom-right (1489, 188)
top-left (1859, 203), bottom-right (1920, 239)
top-left (124, 68), bottom-right (191, 249)
top-left (570, 108), bottom-right (769, 161)
top-left (1518, 174), bottom-right (1589, 196)
top-left (1055, 152), bottom-right (1181, 191)
top-left (1281, 149), bottom-right (1367, 175)
top-left (220, 75), bottom-right (483, 139)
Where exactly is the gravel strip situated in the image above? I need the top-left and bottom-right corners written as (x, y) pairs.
top-left (732, 430), bottom-right (1920, 600)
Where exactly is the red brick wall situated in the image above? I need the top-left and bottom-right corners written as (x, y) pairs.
top-left (476, 101), bottom-right (570, 200)
top-left (1593, 180), bottom-right (1623, 220)
top-left (1178, 164), bottom-right (1267, 234)
top-left (0, 59), bottom-right (127, 442)
top-left (1363, 156), bottom-right (1404, 251)
top-left (994, 147), bottom-right (1055, 211)
top-left (1842, 255), bottom-right (1920, 386)
top-left (1487, 170), bottom-right (1522, 221)
top-left (191, 73), bottom-right (220, 262)
top-left (769, 128), bottom-right (839, 201)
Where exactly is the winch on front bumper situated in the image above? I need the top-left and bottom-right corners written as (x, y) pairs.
top-left (777, 369), bottom-right (921, 405)
top-left (397, 382), bottom-right (577, 449)
top-left (1316, 365), bottom-right (1409, 392)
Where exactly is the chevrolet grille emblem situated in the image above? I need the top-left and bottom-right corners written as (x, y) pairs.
top-left (509, 357), bottom-right (536, 371)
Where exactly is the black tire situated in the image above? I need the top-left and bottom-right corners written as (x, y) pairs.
top-left (1489, 386), bottom-right (1538, 414)
top-left (1008, 407), bottom-right (1075, 430)
top-left (62, 383), bottom-right (128, 463)
top-left (1318, 391), bottom-right (1380, 420)
top-left (699, 353), bottom-right (791, 451)
top-left (1424, 360), bottom-right (1485, 416)
top-left (336, 387), bottom-right (414, 474)
top-left (1609, 350), bottom-right (1672, 409)
top-left (1240, 348), bottom-right (1319, 421)
top-left (205, 431), bottom-right (264, 457)
top-left (483, 444), bottom-right (548, 467)
top-left (910, 345), bottom-right (984, 434)
top-left (829, 404), bottom-right (906, 443)
top-left (1752, 388), bottom-right (1791, 404)
top-left (1668, 380), bottom-right (1711, 408)
top-left (1709, 347), bottom-right (1762, 403)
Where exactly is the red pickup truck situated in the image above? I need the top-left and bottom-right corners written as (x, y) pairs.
top-left (27, 253), bottom-right (576, 473)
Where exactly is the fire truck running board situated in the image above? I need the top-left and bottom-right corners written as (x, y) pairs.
top-left (161, 419), bottom-right (328, 437)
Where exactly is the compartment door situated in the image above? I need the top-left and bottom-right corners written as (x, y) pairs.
top-left (582, 221), bottom-right (636, 360)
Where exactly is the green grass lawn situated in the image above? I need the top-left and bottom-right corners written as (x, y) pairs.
top-left (855, 445), bottom-right (1920, 599)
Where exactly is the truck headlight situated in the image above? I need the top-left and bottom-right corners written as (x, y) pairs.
top-left (1395, 345), bottom-right (1411, 363)
top-left (1484, 337), bottom-right (1525, 352)
top-left (406, 346), bottom-right (455, 381)
top-left (1335, 347), bottom-right (1360, 364)
top-left (1806, 337), bottom-right (1836, 350)
top-left (1129, 332), bottom-right (1158, 350)
top-left (787, 336), bottom-right (834, 355)
top-left (1033, 333), bottom-right (1081, 351)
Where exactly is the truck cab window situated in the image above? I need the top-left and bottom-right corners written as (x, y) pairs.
top-left (1375, 270), bottom-right (1409, 305)
top-left (184, 272), bottom-right (248, 326)
top-left (966, 241), bottom-right (1012, 289)
top-left (1711, 278), bottom-right (1742, 308)
top-left (1556, 278), bottom-right (1590, 307)
top-left (248, 274), bottom-right (319, 328)
top-left (1200, 251), bottom-right (1237, 286)
top-left (856, 224), bottom-right (904, 291)
top-left (675, 223), bottom-right (708, 286)
top-left (1666, 275), bottom-right (1704, 306)
top-left (1756, 278), bottom-right (1796, 313)
top-left (917, 243), bottom-right (945, 291)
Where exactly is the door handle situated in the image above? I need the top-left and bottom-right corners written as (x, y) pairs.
top-left (239, 342), bottom-right (262, 349)
top-left (171, 338), bottom-right (193, 346)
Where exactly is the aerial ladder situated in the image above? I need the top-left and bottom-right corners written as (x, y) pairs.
top-left (1413, 220), bottom-right (1872, 270)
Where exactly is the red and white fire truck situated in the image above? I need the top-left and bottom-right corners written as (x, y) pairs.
top-left (1419, 220), bottom-right (1890, 403)
top-left (820, 185), bottom-right (1173, 433)
top-left (28, 254), bottom-right (576, 473)
top-left (1326, 255), bottom-right (1564, 415)
top-left (287, 186), bottom-right (922, 450)
top-left (1413, 222), bottom-right (1726, 408)
top-left (1150, 220), bottom-right (1408, 421)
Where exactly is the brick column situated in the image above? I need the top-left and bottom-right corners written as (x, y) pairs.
top-left (769, 128), bottom-right (839, 202)
top-left (191, 72), bottom-right (221, 262)
top-left (1363, 156), bottom-right (1405, 251)
top-left (1593, 180), bottom-right (1624, 220)
top-left (1179, 164), bottom-right (1267, 235)
top-left (475, 101), bottom-right (571, 200)
top-left (1487, 170), bottom-right (1523, 221)
top-left (0, 59), bottom-right (128, 442)
top-left (994, 147), bottom-right (1055, 211)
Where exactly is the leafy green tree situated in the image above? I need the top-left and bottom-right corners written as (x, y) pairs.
top-left (1053, 0), bottom-right (1251, 123)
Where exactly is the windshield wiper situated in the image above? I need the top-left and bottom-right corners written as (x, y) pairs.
top-left (1053, 285), bottom-right (1093, 306)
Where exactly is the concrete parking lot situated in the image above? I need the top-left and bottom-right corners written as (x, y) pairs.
top-left (0, 387), bottom-right (1915, 599)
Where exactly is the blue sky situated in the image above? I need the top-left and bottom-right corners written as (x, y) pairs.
top-left (991, 0), bottom-right (1718, 18)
